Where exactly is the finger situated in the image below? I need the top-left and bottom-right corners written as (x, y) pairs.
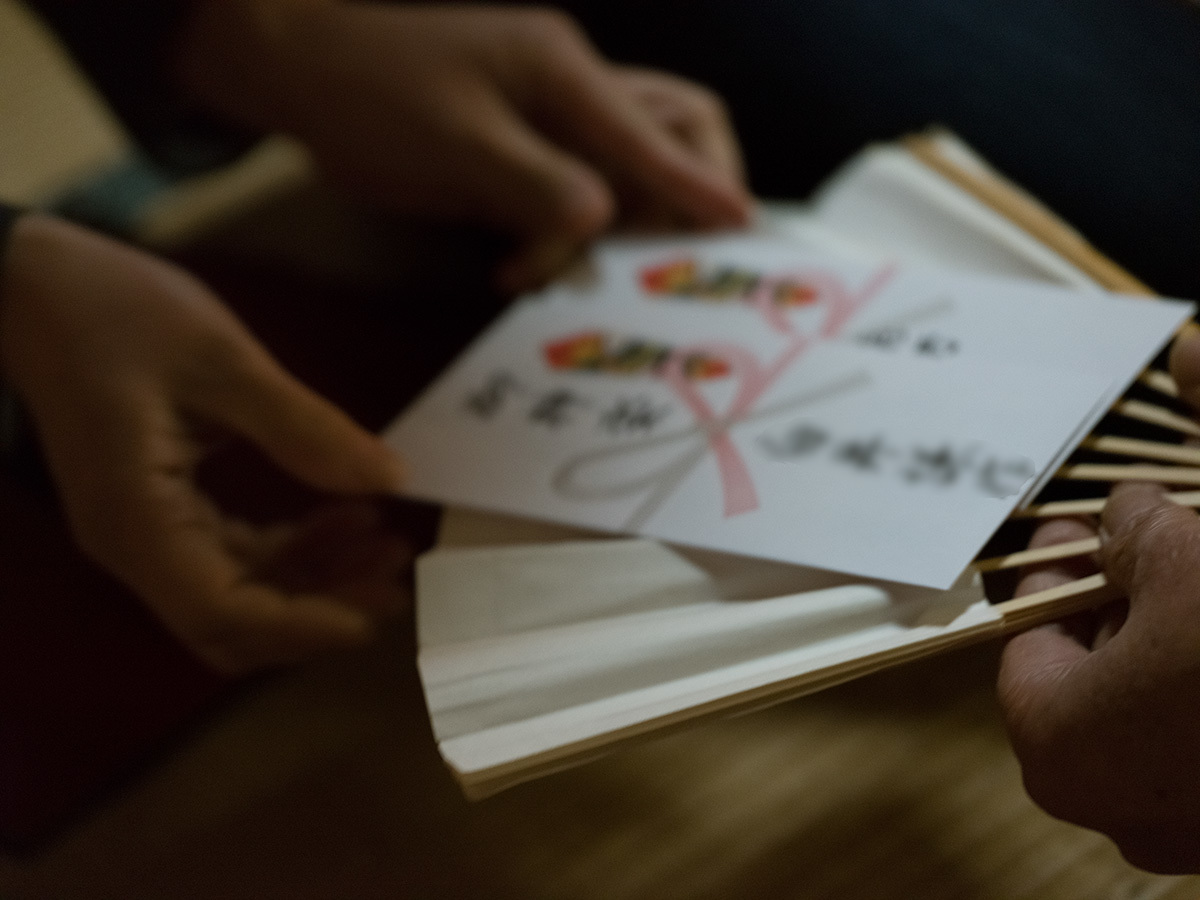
top-left (616, 67), bottom-right (746, 182)
top-left (608, 180), bottom-right (694, 234)
top-left (312, 537), bottom-right (412, 619)
top-left (1168, 319), bottom-right (1200, 410)
top-left (998, 621), bottom-right (1090, 728)
top-left (534, 50), bottom-right (751, 230)
top-left (260, 502), bottom-right (413, 617)
top-left (1090, 600), bottom-right (1128, 650)
top-left (262, 502), bottom-right (389, 590)
top-left (1011, 516), bottom-right (1123, 651)
top-left (1012, 516), bottom-right (1101, 598)
top-left (451, 98), bottom-right (617, 241)
top-left (124, 479), bottom-right (393, 672)
top-left (495, 234), bottom-right (588, 295)
top-left (221, 516), bottom-right (294, 570)
top-left (128, 488), bottom-right (375, 674)
top-left (997, 518), bottom-right (1097, 743)
top-left (1010, 517), bottom-right (1105, 648)
top-left (187, 581), bottom-right (376, 674)
top-left (49, 411), bottom-right (374, 673)
top-left (1099, 481), bottom-right (1200, 618)
top-left (187, 342), bottom-right (405, 495)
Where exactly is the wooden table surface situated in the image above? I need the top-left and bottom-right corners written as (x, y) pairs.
top-left (5, 617), bottom-right (1197, 899)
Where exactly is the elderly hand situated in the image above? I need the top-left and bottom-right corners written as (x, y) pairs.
top-left (175, 1), bottom-right (752, 291)
top-left (0, 214), bottom-right (409, 674)
top-left (997, 323), bottom-right (1200, 873)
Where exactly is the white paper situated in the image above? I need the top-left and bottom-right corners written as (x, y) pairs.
top-left (386, 236), bottom-right (1192, 589)
top-left (417, 539), bottom-right (996, 779)
top-left (803, 144), bottom-right (1104, 286)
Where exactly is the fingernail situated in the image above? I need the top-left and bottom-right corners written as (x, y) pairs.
top-left (1097, 523), bottom-right (1110, 547)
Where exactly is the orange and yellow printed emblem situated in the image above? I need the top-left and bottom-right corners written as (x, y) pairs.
top-left (639, 256), bottom-right (822, 306)
top-left (543, 330), bottom-right (730, 380)
top-left (639, 258), bottom-right (699, 295)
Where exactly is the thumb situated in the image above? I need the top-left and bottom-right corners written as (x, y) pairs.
top-left (537, 62), bottom-right (751, 229)
top-left (1168, 320), bottom-right (1200, 410)
top-left (192, 344), bottom-right (404, 495)
top-left (1099, 481), bottom-right (1200, 618)
top-left (494, 233), bottom-right (586, 295)
top-left (463, 101), bottom-right (617, 242)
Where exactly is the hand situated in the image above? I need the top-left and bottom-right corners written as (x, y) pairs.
top-left (175, 1), bottom-right (753, 291)
top-left (0, 214), bottom-right (409, 674)
top-left (997, 323), bottom-right (1200, 873)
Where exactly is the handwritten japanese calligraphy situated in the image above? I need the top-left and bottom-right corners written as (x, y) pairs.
top-left (758, 420), bottom-right (1036, 498)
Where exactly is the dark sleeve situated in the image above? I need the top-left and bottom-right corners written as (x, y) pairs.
top-left (23, 1), bottom-right (257, 177)
top-left (0, 202), bottom-right (42, 485)
top-left (0, 204), bottom-right (22, 257)
top-left (558, 0), bottom-right (1200, 299)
